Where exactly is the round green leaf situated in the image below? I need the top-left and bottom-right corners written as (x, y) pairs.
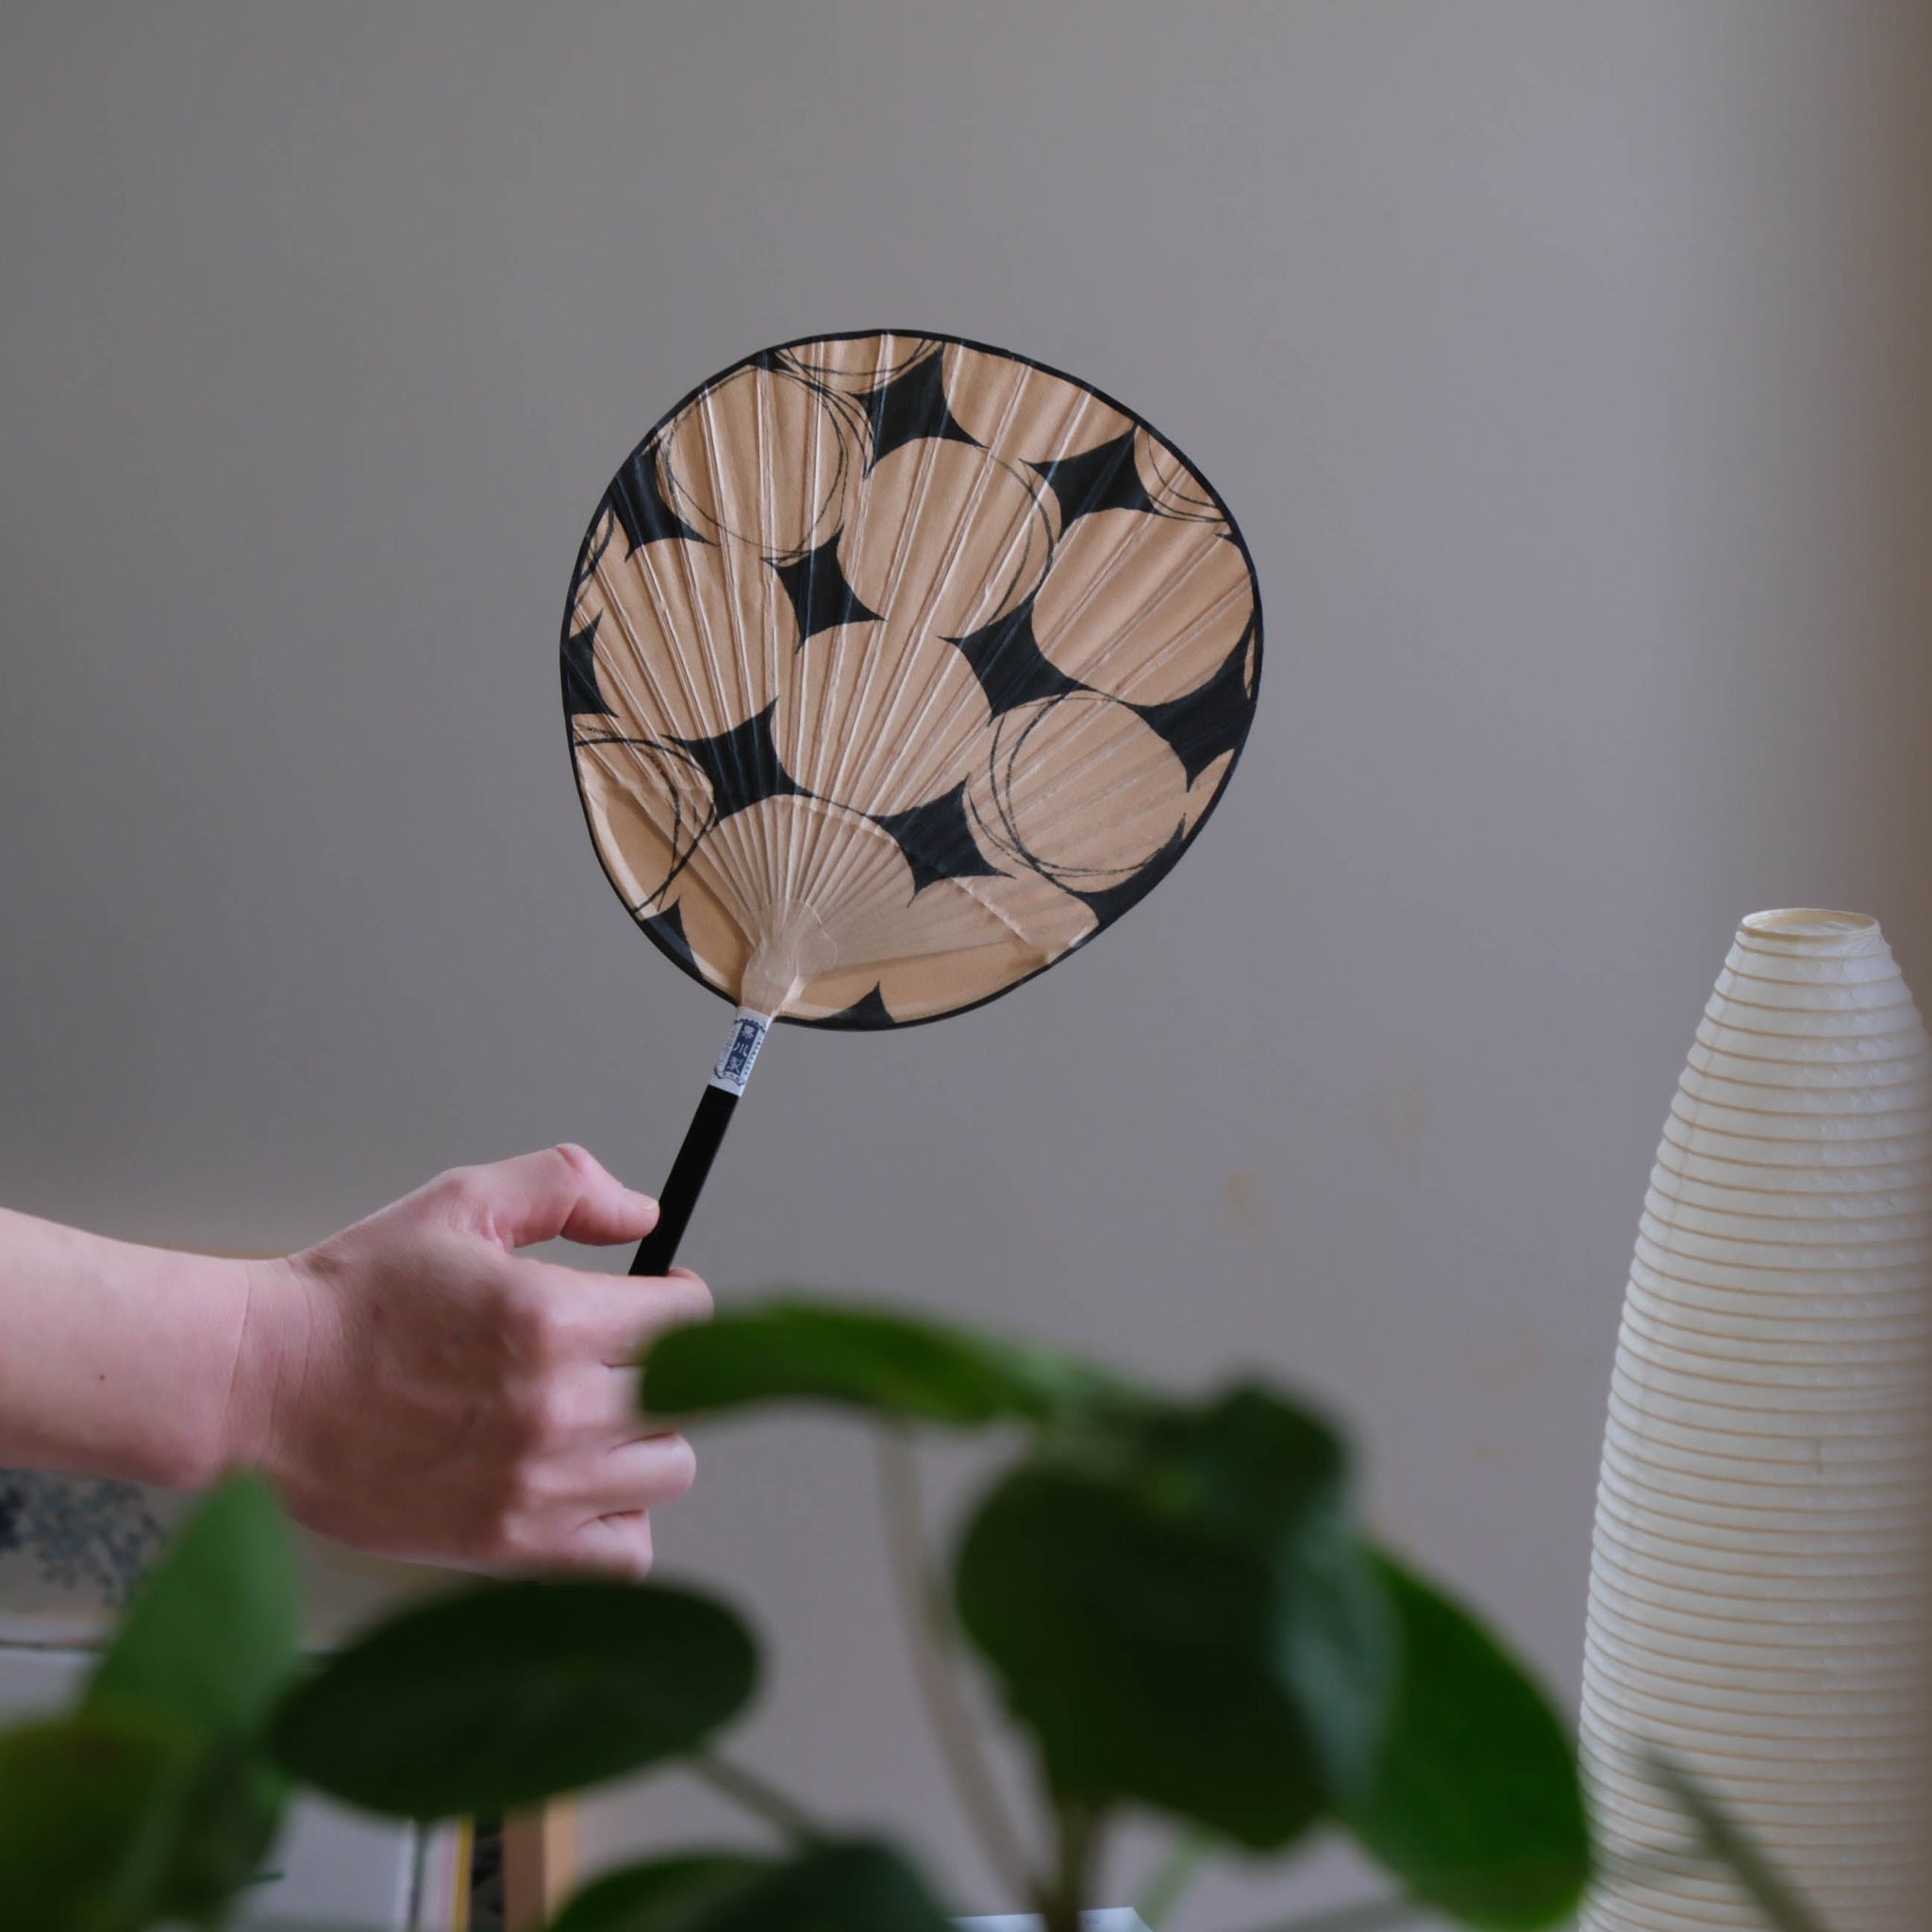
top-left (547, 1852), bottom-right (772, 1932)
top-left (78, 1474), bottom-right (299, 1915)
top-left (0, 1707), bottom-right (201, 1931)
top-left (151, 1745), bottom-right (289, 1923)
top-left (272, 1579), bottom-right (757, 1818)
top-left (954, 1391), bottom-right (1392, 1850)
top-left (955, 1466), bottom-right (1316, 1846)
top-left (89, 1471), bottom-right (301, 1743)
top-left (547, 1841), bottom-right (949, 1932)
top-left (1341, 1556), bottom-right (1590, 1929)
top-left (642, 1840), bottom-right (948, 1932)
top-left (641, 1297), bottom-right (1141, 1428)
top-left (1117, 1386), bottom-right (1391, 1798)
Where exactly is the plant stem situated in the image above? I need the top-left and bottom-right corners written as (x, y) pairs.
top-left (1602, 1843), bottom-right (1707, 1886)
top-left (1134, 1825), bottom-right (1211, 1928)
top-left (873, 1425), bottom-right (1035, 1897)
top-left (1041, 1792), bottom-right (1102, 1932)
top-left (1646, 1753), bottom-right (1829, 1932)
top-left (685, 1748), bottom-right (823, 1845)
top-left (1234, 1899), bottom-right (1430, 1932)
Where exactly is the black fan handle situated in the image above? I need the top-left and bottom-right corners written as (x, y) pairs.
top-left (631, 1009), bottom-right (771, 1276)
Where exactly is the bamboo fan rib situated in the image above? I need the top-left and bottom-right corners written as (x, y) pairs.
top-left (562, 331), bottom-right (1261, 1026)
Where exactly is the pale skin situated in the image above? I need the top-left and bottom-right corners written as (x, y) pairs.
top-left (0, 1144), bottom-right (708, 1578)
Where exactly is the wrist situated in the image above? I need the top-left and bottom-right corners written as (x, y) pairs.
top-left (218, 1252), bottom-right (320, 1489)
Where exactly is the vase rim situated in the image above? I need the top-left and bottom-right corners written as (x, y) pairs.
top-left (1740, 908), bottom-right (1880, 940)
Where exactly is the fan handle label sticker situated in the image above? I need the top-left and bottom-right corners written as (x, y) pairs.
top-left (709, 1009), bottom-right (772, 1097)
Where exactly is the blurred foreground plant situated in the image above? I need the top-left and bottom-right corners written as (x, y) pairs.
top-left (0, 1296), bottom-right (1604, 1931)
top-left (1627, 1757), bottom-right (1831, 1932)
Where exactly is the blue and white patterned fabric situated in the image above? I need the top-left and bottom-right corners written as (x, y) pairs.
top-left (0, 1469), bottom-right (181, 1635)
top-left (0, 1466), bottom-right (436, 1645)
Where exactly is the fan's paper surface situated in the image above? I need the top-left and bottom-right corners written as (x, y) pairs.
top-left (563, 332), bottom-right (1260, 1025)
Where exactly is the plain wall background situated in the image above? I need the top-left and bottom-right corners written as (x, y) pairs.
top-left (5, 4), bottom-right (1930, 1923)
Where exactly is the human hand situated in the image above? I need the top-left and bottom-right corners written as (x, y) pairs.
top-left (227, 1145), bottom-right (708, 1576)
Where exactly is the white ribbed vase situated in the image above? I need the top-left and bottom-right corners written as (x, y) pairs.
top-left (1579, 909), bottom-right (1932, 1930)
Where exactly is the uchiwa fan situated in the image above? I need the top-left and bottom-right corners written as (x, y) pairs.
top-left (561, 331), bottom-right (1261, 1272)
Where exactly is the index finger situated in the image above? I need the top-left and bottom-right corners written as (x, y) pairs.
top-left (444, 1143), bottom-right (659, 1250)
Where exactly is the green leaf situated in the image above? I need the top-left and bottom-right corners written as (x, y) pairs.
top-left (1127, 1388), bottom-right (1392, 1798)
top-left (89, 1471), bottom-right (302, 1741)
top-left (1341, 1557), bottom-right (1590, 1929)
top-left (83, 1472), bottom-right (302, 1919)
top-left (641, 1296), bottom-right (1142, 1428)
top-left (546, 1853), bottom-right (772, 1932)
top-left (955, 1464), bottom-right (1320, 1847)
top-left (550, 1841), bottom-right (951, 1932)
top-left (953, 1386), bottom-right (1392, 1849)
top-left (272, 1578), bottom-right (757, 1818)
top-left (0, 1707), bottom-right (201, 1932)
top-left (153, 1745), bottom-right (290, 1923)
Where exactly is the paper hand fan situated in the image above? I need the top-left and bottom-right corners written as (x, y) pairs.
top-left (561, 331), bottom-right (1261, 1273)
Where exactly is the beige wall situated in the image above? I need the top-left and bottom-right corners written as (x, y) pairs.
top-left (3, 5), bottom-right (1929, 1923)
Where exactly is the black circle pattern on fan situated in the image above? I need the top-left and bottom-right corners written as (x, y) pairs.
top-left (563, 331), bottom-right (1261, 1029)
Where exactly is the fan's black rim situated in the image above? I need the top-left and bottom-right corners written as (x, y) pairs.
top-left (560, 327), bottom-right (1264, 1032)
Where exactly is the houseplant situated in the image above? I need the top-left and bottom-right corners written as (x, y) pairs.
top-left (0, 1293), bottom-right (1603, 1932)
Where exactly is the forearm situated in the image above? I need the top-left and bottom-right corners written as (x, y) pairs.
top-left (0, 1208), bottom-right (256, 1489)
top-left (0, 1149), bottom-right (703, 1574)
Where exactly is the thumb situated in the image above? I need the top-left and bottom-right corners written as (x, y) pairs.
top-left (451, 1144), bottom-right (658, 1250)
